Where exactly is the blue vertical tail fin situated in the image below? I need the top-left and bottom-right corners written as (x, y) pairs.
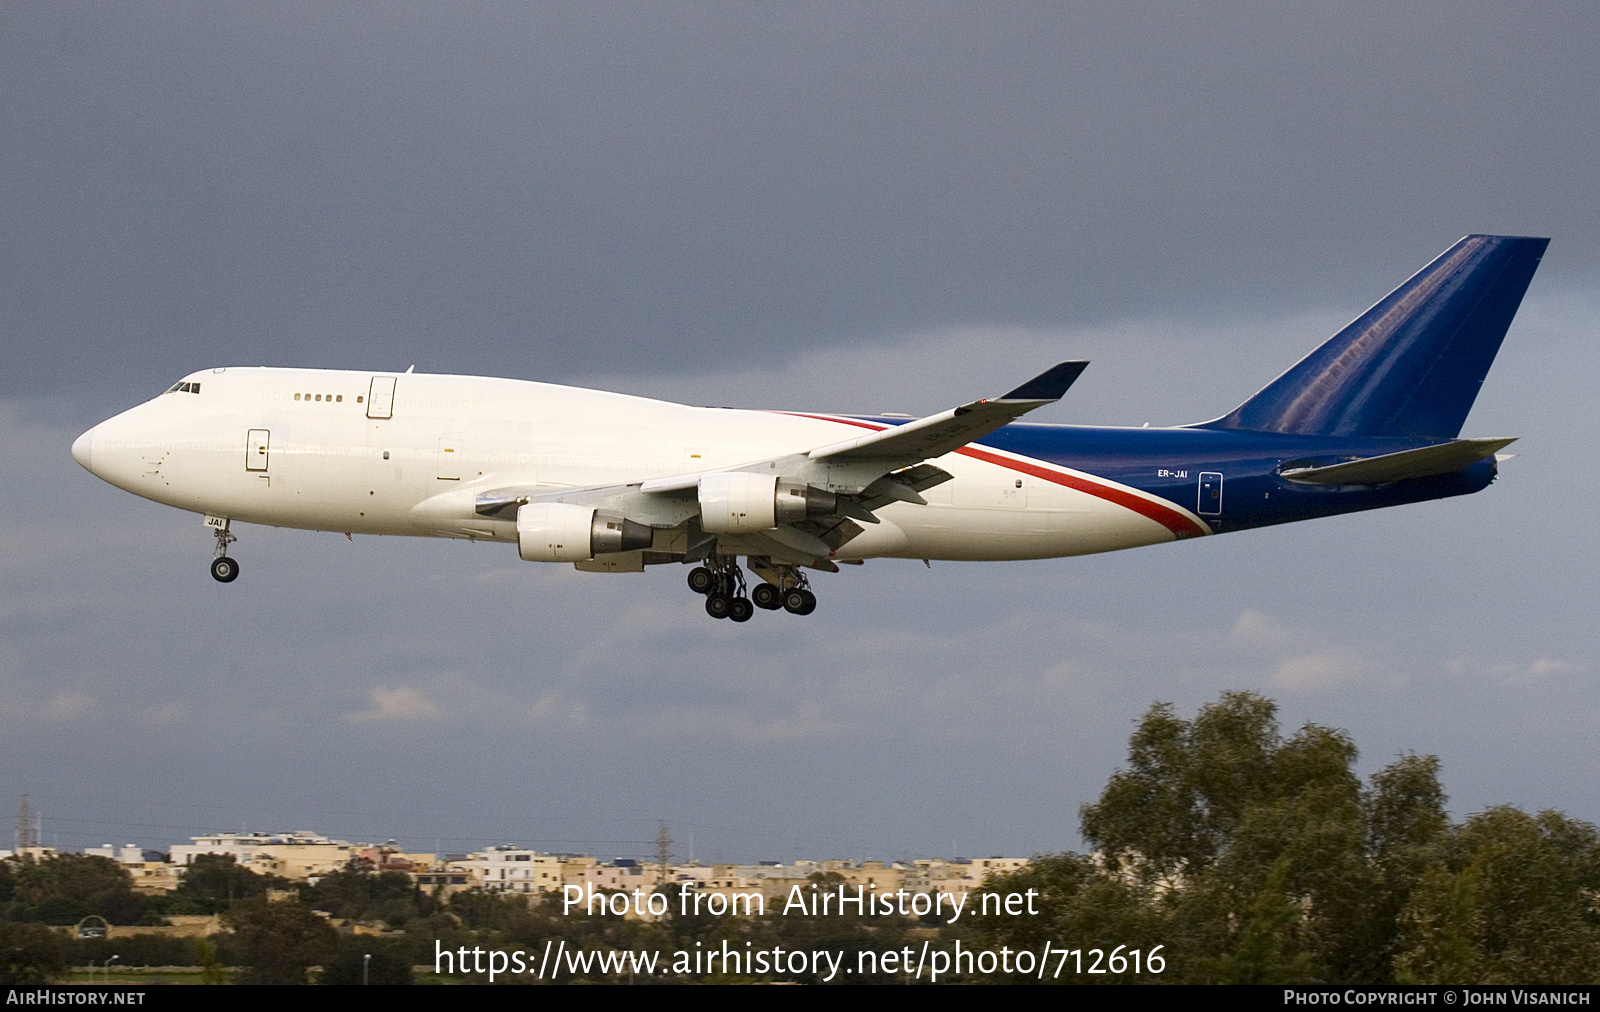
top-left (1205, 235), bottom-right (1548, 439)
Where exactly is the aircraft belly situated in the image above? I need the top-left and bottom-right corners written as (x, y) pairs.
top-left (882, 494), bottom-right (1175, 562)
top-left (830, 518), bottom-right (909, 560)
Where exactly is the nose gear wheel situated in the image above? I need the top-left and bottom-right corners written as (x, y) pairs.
top-left (210, 556), bottom-right (240, 583)
top-left (209, 523), bottom-right (239, 583)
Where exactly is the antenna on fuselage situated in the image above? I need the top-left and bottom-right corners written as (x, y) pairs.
top-left (405, 365), bottom-right (415, 373)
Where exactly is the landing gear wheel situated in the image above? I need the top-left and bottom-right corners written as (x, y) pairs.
top-left (751, 583), bottom-right (782, 610)
top-left (728, 597), bottom-right (754, 622)
top-left (781, 588), bottom-right (810, 614)
top-left (705, 593), bottom-right (733, 619)
top-left (210, 556), bottom-right (240, 583)
top-left (687, 566), bottom-right (714, 594)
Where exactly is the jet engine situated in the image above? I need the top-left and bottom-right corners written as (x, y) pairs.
top-left (516, 502), bottom-right (653, 562)
top-left (698, 473), bottom-right (837, 533)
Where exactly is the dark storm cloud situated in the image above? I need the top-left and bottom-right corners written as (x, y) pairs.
top-left (4, 2), bottom-right (1597, 397)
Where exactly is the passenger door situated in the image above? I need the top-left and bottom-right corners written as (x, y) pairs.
top-left (367, 376), bottom-right (397, 419)
top-left (245, 429), bottom-right (270, 471)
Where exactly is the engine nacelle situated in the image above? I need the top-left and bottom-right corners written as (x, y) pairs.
top-left (517, 502), bottom-right (653, 562)
top-left (775, 480), bottom-right (837, 523)
top-left (699, 473), bottom-right (838, 533)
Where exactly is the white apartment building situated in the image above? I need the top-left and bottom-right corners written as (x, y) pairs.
top-left (454, 846), bottom-right (565, 895)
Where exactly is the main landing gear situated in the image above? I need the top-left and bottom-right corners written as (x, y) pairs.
top-left (686, 561), bottom-right (753, 621)
top-left (686, 560), bottom-right (816, 619)
top-left (209, 521), bottom-right (240, 583)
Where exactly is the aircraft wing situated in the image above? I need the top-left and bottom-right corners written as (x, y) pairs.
top-left (635, 360), bottom-right (1087, 495)
top-left (475, 362), bottom-right (1088, 559)
top-left (806, 361), bottom-right (1088, 462)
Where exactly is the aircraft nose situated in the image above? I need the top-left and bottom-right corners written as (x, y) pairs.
top-left (71, 427), bottom-right (95, 471)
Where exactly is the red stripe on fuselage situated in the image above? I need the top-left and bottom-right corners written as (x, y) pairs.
top-left (774, 412), bottom-right (1210, 539)
top-left (954, 445), bottom-right (1209, 539)
top-left (773, 411), bottom-right (886, 431)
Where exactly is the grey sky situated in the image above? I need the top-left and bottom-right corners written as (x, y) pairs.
top-left (6, 3), bottom-right (1599, 396)
top-left (2, 3), bottom-right (1596, 861)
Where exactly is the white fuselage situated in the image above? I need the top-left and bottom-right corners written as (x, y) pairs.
top-left (73, 367), bottom-right (1198, 564)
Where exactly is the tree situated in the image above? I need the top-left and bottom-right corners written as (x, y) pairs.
top-left (0, 921), bottom-right (68, 984)
top-left (1395, 807), bottom-right (1600, 984)
top-left (222, 898), bottom-right (339, 985)
top-left (966, 692), bottom-right (1481, 983)
top-left (301, 866), bottom-right (427, 927)
top-left (172, 853), bottom-right (286, 911)
top-left (5, 853), bottom-right (148, 925)
top-left (947, 853), bottom-right (1166, 984)
top-left (319, 936), bottom-right (414, 985)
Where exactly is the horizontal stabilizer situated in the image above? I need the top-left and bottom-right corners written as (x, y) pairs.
top-left (810, 360), bottom-right (1088, 462)
top-left (1280, 437), bottom-right (1515, 485)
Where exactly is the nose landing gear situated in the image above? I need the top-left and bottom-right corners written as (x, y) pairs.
top-left (209, 520), bottom-right (239, 583)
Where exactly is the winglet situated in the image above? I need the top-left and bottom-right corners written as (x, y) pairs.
top-left (1000, 361), bottom-right (1089, 401)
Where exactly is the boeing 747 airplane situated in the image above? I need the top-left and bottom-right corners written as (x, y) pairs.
top-left (72, 235), bottom-right (1546, 621)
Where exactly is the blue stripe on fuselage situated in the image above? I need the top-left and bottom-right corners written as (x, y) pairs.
top-left (860, 417), bottom-right (1498, 533)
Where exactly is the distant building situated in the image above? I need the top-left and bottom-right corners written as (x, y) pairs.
top-left (452, 846), bottom-right (564, 895)
top-left (354, 844), bottom-right (436, 873)
top-left (14, 824), bottom-right (1032, 914)
top-left (170, 831), bottom-right (356, 880)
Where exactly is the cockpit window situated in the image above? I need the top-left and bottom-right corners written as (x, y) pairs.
top-left (163, 381), bottom-right (201, 394)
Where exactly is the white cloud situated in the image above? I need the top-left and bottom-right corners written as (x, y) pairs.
top-left (529, 694), bottom-right (589, 728)
top-left (346, 686), bottom-right (443, 723)
top-left (140, 701), bottom-right (190, 726)
top-left (42, 690), bottom-right (94, 721)
top-left (620, 702), bottom-right (845, 744)
top-left (1231, 609), bottom-right (1297, 651)
top-left (1496, 657), bottom-right (1580, 686)
top-left (1272, 653), bottom-right (1366, 691)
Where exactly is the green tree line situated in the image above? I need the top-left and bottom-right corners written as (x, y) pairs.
top-left (955, 691), bottom-right (1600, 984)
top-left (5, 690), bottom-right (1597, 984)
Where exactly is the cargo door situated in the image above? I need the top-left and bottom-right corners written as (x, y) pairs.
top-left (437, 435), bottom-right (462, 480)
